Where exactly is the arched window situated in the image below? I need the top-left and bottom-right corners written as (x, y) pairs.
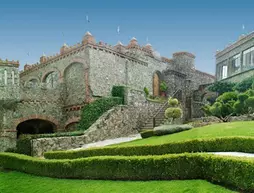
top-left (27, 79), bottom-right (39, 88)
top-left (45, 71), bottom-right (59, 89)
top-left (4, 70), bottom-right (7, 85)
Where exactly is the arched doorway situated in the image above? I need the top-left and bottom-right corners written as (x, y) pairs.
top-left (153, 72), bottom-right (160, 96)
top-left (17, 119), bottom-right (56, 138)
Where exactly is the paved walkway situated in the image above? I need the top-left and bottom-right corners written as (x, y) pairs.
top-left (73, 134), bottom-right (141, 150)
top-left (209, 152), bottom-right (254, 158)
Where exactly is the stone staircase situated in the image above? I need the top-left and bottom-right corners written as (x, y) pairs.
top-left (141, 89), bottom-right (182, 130)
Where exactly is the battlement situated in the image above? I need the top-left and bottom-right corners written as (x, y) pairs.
top-left (0, 59), bottom-right (19, 68)
top-left (215, 31), bottom-right (254, 58)
top-left (20, 32), bottom-right (162, 76)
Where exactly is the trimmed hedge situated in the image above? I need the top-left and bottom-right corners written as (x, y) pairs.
top-left (78, 97), bottom-right (122, 131)
top-left (154, 125), bottom-right (193, 136)
top-left (17, 131), bottom-right (84, 156)
top-left (140, 130), bottom-right (154, 138)
top-left (1, 152), bottom-right (254, 191)
top-left (45, 136), bottom-right (254, 160)
top-left (111, 86), bottom-right (126, 105)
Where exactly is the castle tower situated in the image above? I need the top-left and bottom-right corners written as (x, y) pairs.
top-left (0, 59), bottom-right (20, 106)
top-left (143, 43), bottom-right (153, 55)
top-left (60, 43), bottom-right (69, 54)
top-left (40, 53), bottom-right (47, 63)
top-left (172, 52), bottom-right (196, 70)
top-left (82, 31), bottom-right (96, 45)
top-left (127, 37), bottom-right (139, 49)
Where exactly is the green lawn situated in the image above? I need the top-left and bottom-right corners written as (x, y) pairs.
top-left (117, 121), bottom-right (254, 146)
top-left (0, 171), bottom-right (236, 193)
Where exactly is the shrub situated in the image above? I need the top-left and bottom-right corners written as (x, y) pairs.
top-left (144, 87), bottom-right (149, 97)
top-left (208, 81), bottom-right (236, 95)
top-left (245, 97), bottom-right (254, 113)
top-left (159, 81), bottom-right (168, 92)
top-left (238, 93), bottom-right (249, 102)
top-left (78, 97), bottom-right (122, 131)
top-left (140, 130), bottom-right (154, 138)
top-left (153, 125), bottom-right (193, 136)
top-left (234, 76), bottom-right (254, 92)
top-left (216, 92), bottom-right (238, 103)
top-left (165, 107), bottom-right (182, 122)
top-left (45, 136), bottom-right (254, 160)
top-left (245, 89), bottom-right (254, 97)
top-left (3, 150), bottom-right (254, 191)
top-left (168, 97), bottom-right (178, 106)
top-left (16, 131), bottom-right (85, 155)
top-left (111, 86), bottom-right (126, 104)
top-left (233, 100), bottom-right (245, 115)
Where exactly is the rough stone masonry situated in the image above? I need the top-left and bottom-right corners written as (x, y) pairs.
top-left (0, 32), bottom-right (215, 151)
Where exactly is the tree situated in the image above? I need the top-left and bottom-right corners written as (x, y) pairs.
top-left (234, 76), bottom-right (254, 92)
top-left (208, 81), bottom-right (236, 95)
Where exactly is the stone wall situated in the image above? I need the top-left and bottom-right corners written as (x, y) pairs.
top-left (31, 102), bottom-right (162, 156)
top-left (0, 131), bottom-right (16, 152)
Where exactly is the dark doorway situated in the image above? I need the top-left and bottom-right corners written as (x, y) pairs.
top-left (17, 119), bottom-right (55, 138)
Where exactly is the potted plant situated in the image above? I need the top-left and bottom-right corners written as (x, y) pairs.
top-left (160, 81), bottom-right (168, 97)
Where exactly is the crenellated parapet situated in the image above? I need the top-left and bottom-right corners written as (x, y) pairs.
top-left (0, 59), bottom-right (19, 68)
top-left (20, 32), bottom-right (176, 76)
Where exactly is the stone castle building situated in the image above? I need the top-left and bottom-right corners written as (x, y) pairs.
top-left (216, 31), bottom-right (254, 82)
top-left (0, 32), bottom-right (214, 151)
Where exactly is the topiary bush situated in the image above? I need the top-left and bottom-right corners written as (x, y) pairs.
top-left (111, 86), bottom-right (126, 104)
top-left (245, 97), bottom-right (254, 113)
top-left (165, 108), bottom-right (182, 121)
top-left (168, 97), bottom-right (178, 106)
top-left (216, 91), bottom-right (238, 103)
top-left (78, 97), bottom-right (122, 131)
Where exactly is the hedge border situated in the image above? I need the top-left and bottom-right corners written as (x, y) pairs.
top-left (1, 152), bottom-right (254, 192)
top-left (45, 136), bottom-right (254, 160)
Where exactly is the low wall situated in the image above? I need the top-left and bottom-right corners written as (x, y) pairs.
top-left (31, 102), bottom-right (161, 157)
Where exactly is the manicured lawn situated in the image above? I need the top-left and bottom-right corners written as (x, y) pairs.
top-left (117, 121), bottom-right (254, 146)
top-left (0, 171), bottom-right (236, 193)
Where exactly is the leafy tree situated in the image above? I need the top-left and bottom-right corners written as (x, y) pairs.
top-left (208, 81), bottom-right (236, 95)
top-left (234, 76), bottom-right (254, 92)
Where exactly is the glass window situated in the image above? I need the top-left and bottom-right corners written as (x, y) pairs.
top-left (243, 47), bottom-right (254, 68)
top-left (222, 66), bottom-right (228, 79)
top-left (229, 54), bottom-right (241, 75)
top-left (45, 71), bottom-right (59, 89)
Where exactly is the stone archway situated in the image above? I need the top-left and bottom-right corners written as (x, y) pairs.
top-left (153, 72), bottom-right (160, 96)
top-left (16, 119), bottom-right (56, 138)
